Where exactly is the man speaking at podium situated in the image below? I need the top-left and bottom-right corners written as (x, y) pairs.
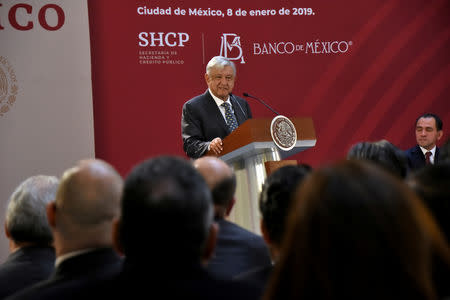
top-left (181, 56), bottom-right (252, 159)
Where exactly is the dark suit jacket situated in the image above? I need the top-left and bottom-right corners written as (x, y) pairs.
top-left (181, 90), bottom-right (252, 158)
top-left (7, 247), bottom-right (122, 300)
top-left (234, 264), bottom-right (273, 294)
top-left (84, 260), bottom-right (262, 300)
top-left (0, 246), bottom-right (55, 299)
top-left (207, 218), bottom-right (272, 279)
top-left (405, 145), bottom-right (440, 171)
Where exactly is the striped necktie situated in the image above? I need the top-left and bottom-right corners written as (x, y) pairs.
top-left (425, 151), bottom-right (432, 164)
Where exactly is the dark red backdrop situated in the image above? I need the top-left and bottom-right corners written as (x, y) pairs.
top-left (87, 0), bottom-right (450, 175)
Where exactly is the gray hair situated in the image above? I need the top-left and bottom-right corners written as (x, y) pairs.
top-left (206, 56), bottom-right (236, 76)
top-left (6, 175), bottom-right (59, 245)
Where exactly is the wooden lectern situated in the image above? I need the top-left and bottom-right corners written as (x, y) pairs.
top-left (218, 117), bottom-right (316, 234)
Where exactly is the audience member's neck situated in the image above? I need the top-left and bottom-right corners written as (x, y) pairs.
top-left (9, 240), bottom-right (35, 253)
top-left (214, 206), bottom-right (227, 220)
top-left (54, 235), bottom-right (112, 257)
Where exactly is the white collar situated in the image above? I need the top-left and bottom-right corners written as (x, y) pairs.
top-left (209, 89), bottom-right (230, 107)
top-left (419, 145), bottom-right (436, 156)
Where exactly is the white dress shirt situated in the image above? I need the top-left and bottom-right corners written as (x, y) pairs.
top-left (419, 145), bottom-right (437, 164)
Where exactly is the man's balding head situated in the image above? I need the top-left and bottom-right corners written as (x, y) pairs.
top-left (50, 159), bottom-right (123, 254)
top-left (56, 159), bottom-right (122, 224)
top-left (193, 157), bottom-right (233, 188)
top-left (194, 157), bottom-right (236, 218)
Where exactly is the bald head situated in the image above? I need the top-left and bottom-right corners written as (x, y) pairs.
top-left (194, 157), bottom-right (236, 218)
top-left (53, 159), bottom-right (123, 248)
top-left (193, 157), bottom-right (233, 189)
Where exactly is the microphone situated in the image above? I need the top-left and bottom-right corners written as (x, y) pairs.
top-left (243, 93), bottom-right (280, 116)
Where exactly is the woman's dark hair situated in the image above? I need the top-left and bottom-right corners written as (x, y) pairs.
top-left (264, 160), bottom-right (446, 300)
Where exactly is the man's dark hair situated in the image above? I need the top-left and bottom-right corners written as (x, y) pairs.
top-left (347, 140), bottom-right (408, 178)
top-left (259, 165), bottom-right (311, 245)
top-left (211, 173), bottom-right (236, 208)
top-left (416, 113), bottom-right (443, 131)
top-left (119, 156), bottom-right (213, 263)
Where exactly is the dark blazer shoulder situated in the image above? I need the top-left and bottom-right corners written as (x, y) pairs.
top-left (218, 219), bottom-right (260, 240)
top-left (405, 145), bottom-right (421, 155)
top-left (182, 91), bottom-right (224, 127)
top-left (435, 146), bottom-right (440, 162)
top-left (405, 145), bottom-right (425, 171)
top-left (210, 219), bottom-right (271, 278)
top-left (8, 248), bottom-right (122, 300)
top-left (0, 246), bottom-right (55, 299)
top-left (184, 91), bottom-right (213, 107)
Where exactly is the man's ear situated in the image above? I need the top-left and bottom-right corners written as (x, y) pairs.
top-left (4, 222), bottom-right (11, 239)
top-left (112, 218), bottom-right (124, 256)
top-left (46, 202), bottom-right (57, 228)
top-left (204, 73), bottom-right (210, 85)
top-left (260, 219), bottom-right (272, 246)
top-left (437, 130), bottom-right (443, 141)
top-left (202, 222), bottom-right (218, 265)
top-left (225, 197), bottom-right (236, 216)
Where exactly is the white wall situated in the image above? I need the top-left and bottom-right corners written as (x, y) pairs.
top-left (0, 0), bottom-right (94, 262)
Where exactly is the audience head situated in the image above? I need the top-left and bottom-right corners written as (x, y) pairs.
top-left (47, 159), bottom-right (123, 255)
top-left (407, 163), bottom-right (450, 243)
top-left (117, 156), bottom-right (215, 265)
top-left (415, 113), bottom-right (443, 150)
top-left (265, 160), bottom-right (442, 300)
top-left (297, 163), bottom-right (313, 172)
top-left (193, 156), bottom-right (236, 218)
top-left (438, 138), bottom-right (450, 164)
top-left (347, 139), bottom-right (407, 178)
top-left (5, 175), bottom-right (58, 250)
top-left (259, 165), bottom-right (311, 252)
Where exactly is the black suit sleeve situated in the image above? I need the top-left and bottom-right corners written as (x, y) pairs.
top-left (181, 101), bottom-right (210, 159)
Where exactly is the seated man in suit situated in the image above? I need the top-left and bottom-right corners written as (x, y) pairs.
top-left (9, 159), bottom-right (123, 300)
top-left (235, 165), bottom-right (311, 290)
top-left (405, 113), bottom-right (443, 171)
top-left (194, 156), bottom-right (271, 279)
top-left (181, 56), bottom-right (252, 158)
top-left (0, 176), bottom-right (58, 299)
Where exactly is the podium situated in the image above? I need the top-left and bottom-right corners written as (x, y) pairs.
top-left (218, 117), bottom-right (316, 234)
